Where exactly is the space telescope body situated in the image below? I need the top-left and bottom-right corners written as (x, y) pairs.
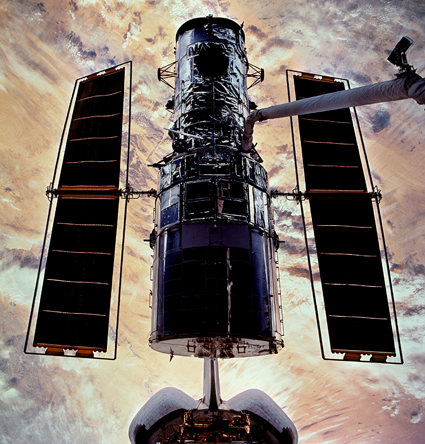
top-left (150, 17), bottom-right (283, 359)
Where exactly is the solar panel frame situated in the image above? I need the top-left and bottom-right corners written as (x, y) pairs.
top-left (25, 62), bottom-right (132, 359)
top-left (286, 70), bottom-right (403, 363)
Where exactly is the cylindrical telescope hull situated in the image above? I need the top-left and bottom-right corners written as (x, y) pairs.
top-left (150, 17), bottom-right (283, 358)
top-left (150, 153), bottom-right (283, 358)
top-left (171, 17), bottom-right (249, 153)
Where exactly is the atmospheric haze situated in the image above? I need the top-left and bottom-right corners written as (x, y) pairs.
top-left (1, 0), bottom-right (425, 443)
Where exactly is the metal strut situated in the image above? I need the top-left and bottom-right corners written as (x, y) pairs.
top-left (120, 186), bottom-right (157, 201)
top-left (270, 186), bottom-right (305, 202)
top-left (46, 185), bottom-right (157, 201)
top-left (157, 61), bottom-right (177, 89)
top-left (202, 357), bottom-right (222, 410)
top-left (246, 62), bottom-right (265, 89)
top-left (271, 186), bottom-right (383, 203)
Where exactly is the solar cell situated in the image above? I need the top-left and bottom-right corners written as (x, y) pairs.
top-left (25, 64), bottom-right (131, 358)
top-left (290, 73), bottom-right (401, 361)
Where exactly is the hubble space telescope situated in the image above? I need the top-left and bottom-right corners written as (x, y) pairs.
top-left (25, 15), bottom-right (425, 444)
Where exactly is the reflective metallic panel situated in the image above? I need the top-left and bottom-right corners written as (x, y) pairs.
top-left (170, 18), bottom-right (249, 153)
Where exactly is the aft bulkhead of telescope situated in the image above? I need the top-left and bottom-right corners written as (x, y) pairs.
top-left (130, 16), bottom-right (297, 444)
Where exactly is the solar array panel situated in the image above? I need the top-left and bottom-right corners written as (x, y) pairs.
top-left (59, 71), bottom-right (124, 189)
top-left (33, 197), bottom-right (119, 353)
top-left (290, 73), bottom-right (401, 361)
top-left (26, 64), bottom-right (131, 358)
